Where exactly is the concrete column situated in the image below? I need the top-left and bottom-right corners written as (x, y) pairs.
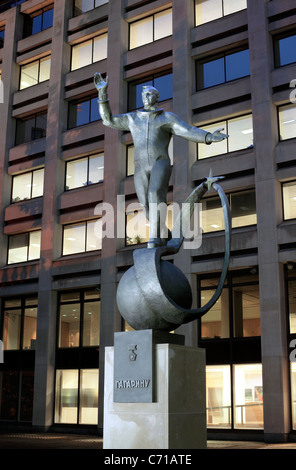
top-left (32, 0), bottom-right (71, 430)
top-left (172, 0), bottom-right (198, 346)
top-left (0, 7), bottom-right (23, 265)
top-left (98, 0), bottom-right (128, 430)
top-left (248, 0), bottom-right (290, 442)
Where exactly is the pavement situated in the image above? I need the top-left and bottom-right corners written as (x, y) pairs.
top-left (0, 433), bottom-right (296, 450)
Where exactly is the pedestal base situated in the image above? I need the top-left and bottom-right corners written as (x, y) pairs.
top-left (103, 342), bottom-right (206, 449)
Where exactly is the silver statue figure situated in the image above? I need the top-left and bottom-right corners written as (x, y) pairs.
top-left (94, 72), bottom-right (228, 248)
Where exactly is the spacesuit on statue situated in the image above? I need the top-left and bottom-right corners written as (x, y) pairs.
top-left (94, 72), bottom-right (228, 248)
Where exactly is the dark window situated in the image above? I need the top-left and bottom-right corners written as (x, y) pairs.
top-left (128, 73), bottom-right (173, 110)
top-left (23, 6), bottom-right (53, 37)
top-left (0, 28), bottom-right (4, 48)
top-left (274, 33), bottom-right (296, 67)
top-left (68, 96), bottom-right (100, 129)
top-left (197, 49), bottom-right (250, 90)
top-left (15, 112), bottom-right (47, 145)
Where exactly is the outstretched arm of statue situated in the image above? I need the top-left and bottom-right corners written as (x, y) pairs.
top-left (94, 73), bottom-right (129, 131)
top-left (166, 112), bottom-right (228, 145)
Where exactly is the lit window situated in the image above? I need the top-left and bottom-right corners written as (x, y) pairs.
top-left (128, 73), bottom-right (173, 110)
top-left (23, 6), bottom-right (53, 37)
top-left (201, 189), bottom-right (256, 233)
top-left (58, 289), bottom-right (100, 349)
top-left (2, 297), bottom-right (38, 351)
top-left (62, 219), bottom-right (102, 255)
top-left (274, 32), bottom-right (296, 68)
top-left (195, 0), bottom-right (247, 26)
top-left (74, 0), bottom-right (108, 16)
top-left (55, 368), bottom-right (99, 424)
top-left (65, 154), bottom-right (104, 190)
top-left (198, 114), bottom-right (253, 159)
top-left (197, 49), bottom-right (250, 90)
top-left (19, 56), bottom-right (51, 90)
top-left (129, 8), bottom-right (172, 50)
top-left (68, 96), bottom-right (100, 128)
top-left (200, 271), bottom-right (260, 339)
top-left (15, 112), bottom-right (47, 145)
top-left (7, 231), bottom-right (41, 264)
top-left (12, 169), bottom-right (44, 203)
top-left (283, 181), bottom-right (296, 221)
top-left (206, 365), bottom-right (231, 428)
top-left (71, 34), bottom-right (107, 71)
top-left (233, 364), bottom-right (263, 429)
top-left (278, 104), bottom-right (296, 141)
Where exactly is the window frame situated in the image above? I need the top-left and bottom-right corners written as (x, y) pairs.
top-left (65, 154), bottom-right (104, 191)
top-left (128, 7), bottom-right (172, 50)
top-left (23, 5), bottom-right (54, 37)
top-left (11, 168), bottom-right (44, 203)
top-left (1, 295), bottom-right (38, 351)
top-left (70, 33), bottom-right (108, 71)
top-left (196, 47), bottom-right (250, 90)
top-left (19, 55), bottom-right (51, 90)
top-left (67, 95), bottom-right (101, 129)
top-left (15, 111), bottom-right (47, 145)
top-left (194, 0), bottom-right (247, 26)
top-left (62, 219), bottom-right (102, 256)
top-left (274, 31), bottom-right (296, 68)
top-left (7, 230), bottom-right (41, 265)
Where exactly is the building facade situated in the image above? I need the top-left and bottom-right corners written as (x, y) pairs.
top-left (0, 0), bottom-right (296, 443)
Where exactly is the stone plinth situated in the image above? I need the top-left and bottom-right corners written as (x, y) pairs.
top-left (103, 342), bottom-right (206, 449)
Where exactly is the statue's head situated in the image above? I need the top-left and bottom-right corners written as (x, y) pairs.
top-left (142, 85), bottom-right (159, 108)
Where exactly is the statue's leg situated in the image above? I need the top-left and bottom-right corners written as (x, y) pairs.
top-left (134, 165), bottom-right (150, 219)
top-left (147, 158), bottom-right (172, 247)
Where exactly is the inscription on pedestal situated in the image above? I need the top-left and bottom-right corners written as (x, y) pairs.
top-left (114, 330), bottom-right (154, 403)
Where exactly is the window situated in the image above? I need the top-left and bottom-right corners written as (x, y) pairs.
top-left (65, 154), bottom-right (104, 190)
top-left (2, 297), bottom-right (38, 350)
top-left (278, 104), bottom-right (296, 141)
top-left (58, 289), bottom-right (100, 348)
top-left (15, 112), bottom-right (47, 145)
top-left (23, 6), bottom-right (53, 37)
top-left (7, 231), bottom-right (41, 264)
top-left (197, 49), bottom-right (250, 90)
top-left (74, 0), bottom-right (108, 16)
top-left (54, 368), bottom-right (99, 424)
top-left (274, 32), bottom-right (296, 68)
top-left (129, 8), bottom-right (172, 49)
top-left (283, 181), bottom-right (296, 221)
top-left (71, 33), bottom-right (107, 71)
top-left (198, 114), bottom-right (253, 159)
top-left (206, 365), bottom-right (231, 428)
top-left (128, 73), bottom-right (173, 110)
top-left (0, 27), bottom-right (4, 48)
top-left (11, 168), bottom-right (44, 203)
top-left (68, 96), bottom-right (100, 128)
top-left (200, 270), bottom-right (260, 339)
top-left (201, 189), bottom-right (256, 233)
top-left (62, 219), bottom-right (102, 255)
top-left (19, 56), bottom-right (51, 90)
top-left (291, 363), bottom-right (296, 430)
top-left (127, 140), bottom-right (173, 176)
top-left (206, 364), bottom-right (263, 430)
top-left (0, 370), bottom-right (34, 422)
top-left (195, 0), bottom-right (247, 26)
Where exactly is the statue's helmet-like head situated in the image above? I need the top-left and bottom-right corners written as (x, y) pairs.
top-left (142, 85), bottom-right (159, 106)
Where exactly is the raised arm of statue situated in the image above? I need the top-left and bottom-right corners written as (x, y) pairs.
top-left (166, 112), bottom-right (228, 145)
top-left (94, 73), bottom-right (130, 131)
